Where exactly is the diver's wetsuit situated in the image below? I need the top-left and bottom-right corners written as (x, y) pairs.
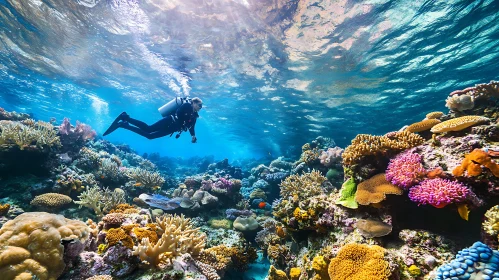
top-left (121, 103), bottom-right (198, 139)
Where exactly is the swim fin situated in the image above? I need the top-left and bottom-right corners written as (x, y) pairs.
top-left (103, 112), bottom-right (128, 136)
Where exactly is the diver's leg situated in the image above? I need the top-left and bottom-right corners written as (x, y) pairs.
top-left (127, 116), bottom-right (172, 133)
top-left (103, 112), bottom-right (129, 136)
top-left (120, 122), bottom-right (172, 139)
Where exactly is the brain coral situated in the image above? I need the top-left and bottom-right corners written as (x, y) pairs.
top-left (408, 178), bottom-right (471, 208)
top-left (0, 212), bottom-right (89, 280)
top-left (30, 193), bottom-right (72, 208)
top-left (385, 151), bottom-right (426, 189)
top-left (328, 243), bottom-right (390, 280)
top-left (430, 116), bottom-right (489, 133)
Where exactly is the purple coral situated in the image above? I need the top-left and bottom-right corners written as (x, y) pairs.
top-left (408, 178), bottom-right (471, 208)
top-left (386, 151), bottom-right (426, 189)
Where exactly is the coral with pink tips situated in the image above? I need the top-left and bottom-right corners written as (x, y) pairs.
top-left (386, 150), bottom-right (426, 189)
top-left (408, 178), bottom-right (471, 208)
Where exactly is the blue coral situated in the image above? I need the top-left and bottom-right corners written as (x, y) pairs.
top-left (435, 242), bottom-right (499, 280)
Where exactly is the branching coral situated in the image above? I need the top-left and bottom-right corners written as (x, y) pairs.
top-left (0, 120), bottom-right (61, 150)
top-left (279, 170), bottom-right (326, 200)
top-left (132, 214), bottom-right (206, 266)
top-left (0, 212), bottom-right (89, 280)
top-left (125, 167), bottom-right (165, 190)
top-left (75, 186), bottom-right (126, 217)
top-left (327, 243), bottom-right (390, 280)
top-left (342, 131), bottom-right (424, 166)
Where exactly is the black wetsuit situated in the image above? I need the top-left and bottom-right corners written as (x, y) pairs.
top-left (121, 103), bottom-right (198, 139)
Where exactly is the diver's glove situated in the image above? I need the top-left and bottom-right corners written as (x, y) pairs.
top-left (191, 136), bottom-right (197, 143)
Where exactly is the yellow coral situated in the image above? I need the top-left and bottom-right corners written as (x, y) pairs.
top-left (0, 212), bottom-right (89, 280)
top-left (342, 131), bottom-right (424, 166)
top-left (355, 174), bottom-right (403, 205)
top-left (132, 214), bottom-right (206, 266)
top-left (0, 203), bottom-right (10, 216)
top-left (268, 265), bottom-right (289, 280)
top-left (425, 111), bottom-right (444, 119)
top-left (430, 115), bottom-right (489, 133)
top-left (483, 205), bottom-right (499, 239)
top-left (208, 218), bottom-right (233, 230)
top-left (408, 264), bottom-right (421, 276)
top-left (405, 119), bottom-right (441, 133)
top-left (106, 228), bottom-right (134, 249)
top-left (312, 255), bottom-right (330, 280)
top-left (133, 227), bottom-right (158, 245)
top-left (30, 193), bottom-right (72, 208)
top-left (289, 267), bottom-right (301, 280)
top-left (328, 243), bottom-right (390, 280)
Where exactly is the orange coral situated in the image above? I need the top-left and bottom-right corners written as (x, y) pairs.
top-left (0, 203), bottom-right (10, 216)
top-left (109, 203), bottom-right (139, 214)
top-left (106, 228), bottom-right (134, 249)
top-left (355, 174), bottom-right (403, 205)
top-left (430, 116), bottom-right (489, 133)
top-left (328, 243), bottom-right (390, 280)
top-left (452, 149), bottom-right (499, 177)
top-left (133, 227), bottom-right (158, 245)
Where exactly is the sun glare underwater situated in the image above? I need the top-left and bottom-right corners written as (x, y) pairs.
top-left (1, 0), bottom-right (499, 280)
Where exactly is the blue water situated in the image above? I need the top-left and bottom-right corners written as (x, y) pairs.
top-left (1, 0), bottom-right (498, 160)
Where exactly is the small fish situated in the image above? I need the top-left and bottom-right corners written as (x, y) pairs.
top-left (138, 193), bottom-right (181, 211)
top-left (258, 201), bottom-right (267, 209)
top-left (133, 182), bottom-right (143, 187)
top-left (100, 175), bottom-right (105, 179)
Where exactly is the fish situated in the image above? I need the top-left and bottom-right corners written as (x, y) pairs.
top-left (57, 153), bottom-right (72, 164)
top-left (133, 182), bottom-right (143, 187)
top-left (138, 193), bottom-right (181, 211)
top-left (258, 201), bottom-right (267, 208)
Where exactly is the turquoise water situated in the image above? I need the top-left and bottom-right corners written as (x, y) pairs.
top-left (1, 0), bottom-right (498, 159)
top-left (1, 1), bottom-right (499, 279)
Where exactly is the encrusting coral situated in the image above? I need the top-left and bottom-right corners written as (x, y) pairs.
top-left (132, 214), bottom-right (206, 267)
top-left (328, 243), bottom-right (390, 280)
top-left (355, 173), bottom-right (403, 205)
top-left (0, 212), bottom-right (89, 280)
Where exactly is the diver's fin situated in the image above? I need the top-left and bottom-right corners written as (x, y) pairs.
top-left (103, 112), bottom-right (127, 136)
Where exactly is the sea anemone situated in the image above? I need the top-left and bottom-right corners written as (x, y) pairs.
top-left (408, 178), bottom-right (471, 208)
top-left (385, 151), bottom-right (426, 189)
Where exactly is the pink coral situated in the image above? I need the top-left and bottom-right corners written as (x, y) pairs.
top-left (386, 151), bottom-right (426, 189)
top-left (408, 178), bottom-right (471, 208)
top-left (319, 147), bottom-right (344, 167)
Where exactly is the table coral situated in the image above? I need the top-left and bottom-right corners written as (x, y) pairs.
top-left (0, 212), bottom-right (89, 280)
top-left (327, 243), bottom-right (390, 280)
top-left (405, 119), bottom-right (441, 133)
top-left (430, 115), bottom-right (489, 133)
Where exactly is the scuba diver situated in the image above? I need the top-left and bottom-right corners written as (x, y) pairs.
top-left (103, 97), bottom-right (203, 143)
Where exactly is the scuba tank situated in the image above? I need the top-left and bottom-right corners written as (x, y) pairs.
top-left (158, 97), bottom-right (191, 117)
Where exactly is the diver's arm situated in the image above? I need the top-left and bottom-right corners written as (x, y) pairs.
top-left (189, 119), bottom-right (197, 143)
